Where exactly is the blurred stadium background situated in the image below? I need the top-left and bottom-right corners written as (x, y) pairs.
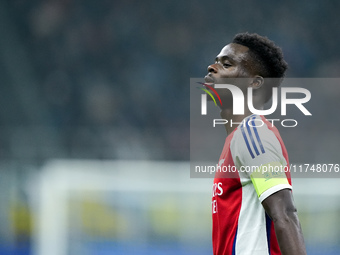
top-left (0, 0), bottom-right (340, 254)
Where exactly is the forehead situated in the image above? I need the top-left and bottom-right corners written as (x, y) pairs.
top-left (216, 43), bottom-right (250, 62)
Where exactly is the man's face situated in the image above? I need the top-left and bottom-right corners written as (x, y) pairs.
top-left (204, 43), bottom-right (255, 104)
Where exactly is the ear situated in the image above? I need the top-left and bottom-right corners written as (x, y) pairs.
top-left (250, 76), bottom-right (264, 89)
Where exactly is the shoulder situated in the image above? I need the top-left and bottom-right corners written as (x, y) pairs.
top-left (232, 115), bottom-right (280, 154)
top-left (231, 115), bottom-right (286, 166)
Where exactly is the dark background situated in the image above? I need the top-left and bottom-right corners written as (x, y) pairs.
top-left (0, 0), bottom-right (340, 254)
top-left (1, 0), bottom-right (340, 163)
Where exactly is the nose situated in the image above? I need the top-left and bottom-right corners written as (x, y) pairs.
top-left (207, 64), bottom-right (218, 73)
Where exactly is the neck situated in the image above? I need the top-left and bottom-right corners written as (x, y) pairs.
top-left (220, 108), bottom-right (254, 135)
top-left (220, 94), bottom-right (265, 135)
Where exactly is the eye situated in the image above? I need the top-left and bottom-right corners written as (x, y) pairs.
top-left (223, 63), bottom-right (232, 68)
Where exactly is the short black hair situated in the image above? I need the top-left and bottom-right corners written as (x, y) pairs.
top-left (232, 32), bottom-right (288, 102)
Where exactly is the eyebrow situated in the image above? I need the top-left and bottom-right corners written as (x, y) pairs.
top-left (215, 55), bottom-right (234, 62)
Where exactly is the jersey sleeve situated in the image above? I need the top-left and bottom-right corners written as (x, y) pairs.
top-left (231, 116), bottom-right (292, 202)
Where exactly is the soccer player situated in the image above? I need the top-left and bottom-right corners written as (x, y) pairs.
top-left (205, 33), bottom-right (306, 255)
